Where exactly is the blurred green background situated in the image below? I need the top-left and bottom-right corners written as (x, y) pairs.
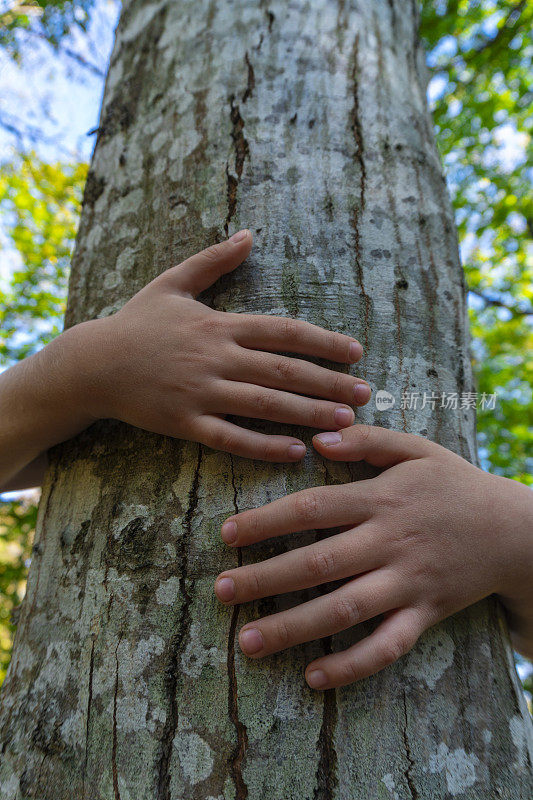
top-left (0, 0), bottom-right (531, 700)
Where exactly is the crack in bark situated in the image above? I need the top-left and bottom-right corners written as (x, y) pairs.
top-left (313, 673), bottom-right (338, 800)
top-left (265, 9), bottom-right (275, 32)
top-left (227, 455), bottom-right (249, 800)
top-left (412, 154), bottom-right (443, 441)
top-left (112, 642), bottom-right (121, 800)
top-left (224, 48), bottom-right (254, 237)
top-left (156, 447), bottom-right (203, 800)
top-left (242, 52), bottom-right (255, 103)
top-left (313, 462), bottom-right (338, 800)
top-left (386, 0), bottom-right (397, 30)
top-left (224, 97), bottom-right (250, 237)
top-left (349, 35), bottom-right (371, 350)
top-left (350, 207), bottom-right (371, 351)
top-left (402, 690), bottom-right (419, 800)
top-left (392, 276), bottom-right (408, 432)
top-left (82, 637), bottom-right (96, 798)
top-left (386, 163), bottom-right (409, 432)
top-left (350, 36), bottom-right (366, 210)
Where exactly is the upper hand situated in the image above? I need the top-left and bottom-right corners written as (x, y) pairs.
top-left (214, 425), bottom-right (533, 688)
top-left (80, 230), bottom-right (370, 461)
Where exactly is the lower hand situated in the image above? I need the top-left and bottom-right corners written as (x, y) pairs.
top-left (214, 425), bottom-right (533, 688)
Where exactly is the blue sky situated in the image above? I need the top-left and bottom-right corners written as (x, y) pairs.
top-left (0, 0), bottom-right (118, 162)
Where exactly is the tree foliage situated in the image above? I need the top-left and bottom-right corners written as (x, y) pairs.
top-left (420, 0), bottom-right (533, 484)
top-left (0, 154), bottom-right (87, 675)
top-left (0, 0), bottom-right (95, 57)
top-left (0, 156), bottom-right (87, 365)
top-left (0, 499), bottom-right (36, 682)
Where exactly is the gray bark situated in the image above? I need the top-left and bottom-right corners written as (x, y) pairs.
top-left (1, 0), bottom-right (532, 797)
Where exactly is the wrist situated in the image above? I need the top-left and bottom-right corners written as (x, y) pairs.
top-left (0, 320), bottom-right (107, 488)
top-left (48, 317), bottom-right (116, 423)
top-left (491, 475), bottom-right (533, 610)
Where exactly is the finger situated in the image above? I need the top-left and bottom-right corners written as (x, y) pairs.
top-left (162, 230), bottom-right (253, 297)
top-left (313, 424), bottom-right (433, 467)
top-left (214, 523), bottom-right (383, 604)
top-left (193, 415), bottom-right (307, 462)
top-left (214, 380), bottom-right (356, 431)
top-left (226, 350), bottom-right (370, 406)
top-left (220, 482), bottom-right (374, 546)
top-left (304, 607), bottom-right (428, 689)
top-left (237, 569), bottom-right (405, 658)
top-left (234, 315), bottom-right (363, 364)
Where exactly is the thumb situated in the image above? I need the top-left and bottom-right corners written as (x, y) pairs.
top-left (164, 229), bottom-right (253, 297)
top-left (312, 424), bottom-right (433, 468)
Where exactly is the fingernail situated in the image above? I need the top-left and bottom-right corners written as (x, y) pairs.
top-left (221, 520), bottom-right (237, 544)
top-left (306, 669), bottom-right (328, 689)
top-left (229, 229), bottom-right (249, 243)
top-left (334, 407), bottom-right (354, 427)
top-left (239, 627), bottom-right (264, 655)
top-left (287, 443), bottom-right (306, 460)
top-left (315, 431), bottom-right (342, 446)
top-left (215, 577), bottom-right (235, 602)
top-left (354, 384), bottom-right (371, 405)
top-left (349, 341), bottom-right (363, 362)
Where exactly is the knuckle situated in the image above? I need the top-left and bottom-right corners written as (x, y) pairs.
top-left (274, 618), bottom-right (293, 648)
top-left (277, 317), bottom-right (298, 341)
top-left (338, 658), bottom-right (360, 684)
top-left (340, 335), bottom-right (352, 360)
top-left (261, 439), bottom-right (280, 460)
top-left (245, 568), bottom-right (263, 598)
top-left (275, 358), bottom-right (297, 381)
top-left (198, 314), bottom-right (224, 337)
top-left (242, 510), bottom-right (263, 539)
top-left (354, 425), bottom-right (373, 444)
top-left (371, 482), bottom-right (404, 512)
top-left (411, 603), bottom-right (434, 631)
top-left (224, 312), bottom-right (242, 338)
top-left (406, 431), bottom-right (431, 452)
top-left (329, 596), bottom-right (360, 629)
top-left (204, 243), bottom-right (225, 262)
top-left (293, 490), bottom-right (320, 525)
top-left (329, 372), bottom-right (347, 397)
top-left (255, 391), bottom-right (278, 415)
top-left (211, 429), bottom-right (236, 453)
top-left (304, 548), bottom-right (336, 581)
top-left (309, 403), bottom-right (324, 427)
top-left (380, 633), bottom-right (411, 667)
top-left (328, 330), bottom-right (343, 355)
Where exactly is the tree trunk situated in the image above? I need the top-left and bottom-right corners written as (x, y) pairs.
top-left (1, 0), bottom-right (532, 797)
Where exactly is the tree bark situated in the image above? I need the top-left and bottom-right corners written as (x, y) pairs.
top-left (1, 0), bottom-right (532, 797)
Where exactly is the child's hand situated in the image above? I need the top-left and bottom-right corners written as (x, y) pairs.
top-left (86, 230), bottom-right (369, 461)
top-left (0, 230), bottom-right (369, 490)
top-left (214, 425), bottom-right (533, 688)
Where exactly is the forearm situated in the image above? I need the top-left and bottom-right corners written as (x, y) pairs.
top-left (493, 476), bottom-right (533, 657)
top-left (0, 453), bottom-right (48, 492)
top-left (0, 322), bottom-right (101, 491)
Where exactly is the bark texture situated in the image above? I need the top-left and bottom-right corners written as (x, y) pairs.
top-left (1, 1), bottom-right (532, 798)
